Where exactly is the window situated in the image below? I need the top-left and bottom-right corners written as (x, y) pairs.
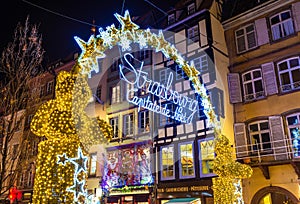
top-left (27, 170), bottom-right (33, 187)
top-left (96, 86), bottom-right (101, 101)
top-left (112, 57), bottom-right (121, 72)
top-left (161, 145), bottom-right (174, 180)
top-left (27, 163), bottom-right (34, 187)
top-left (187, 3), bottom-right (196, 15)
top-left (168, 14), bottom-right (175, 25)
top-left (126, 82), bottom-right (135, 99)
top-left (19, 172), bottom-right (25, 187)
top-left (46, 81), bottom-right (54, 95)
top-left (97, 58), bottom-right (103, 74)
top-left (277, 57), bottom-right (300, 92)
top-left (160, 103), bottom-right (173, 126)
top-left (270, 10), bottom-right (294, 41)
top-left (89, 153), bottom-right (97, 175)
top-left (40, 85), bottom-right (45, 97)
top-left (139, 81), bottom-right (149, 96)
top-left (110, 117), bottom-right (119, 139)
top-left (139, 50), bottom-right (150, 61)
top-left (176, 64), bottom-right (186, 80)
top-left (139, 110), bottom-right (150, 133)
top-left (242, 69), bottom-right (265, 101)
top-left (286, 113), bottom-right (300, 157)
top-left (166, 35), bottom-right (175, 45)
top-left (15, 120), bottom-right (21, 132)
top-left (124, 113), bottom-right (134, 136)
top-left (193, 55), bottom-right (208, 73)
top-left (110, 85), bottom-right (120, 104)
top-left (32, 140), bottom-right (38, 156)
top-left (235, 24), bottom-right (257, 53)
top-left (27, 114), bottom-right (33, 126)
top-left (12, 144), bottom-right (19, 159)
top-left (179, 142), bottom-right (195, 178)
top-left (199, 139), bottom-right (215, 177)
top-left (159, 68), bottom-right (171, 85)
top-left (249, 120), bottom-right (271, 152)
top-left (187, 25), bottom-right (199, 43)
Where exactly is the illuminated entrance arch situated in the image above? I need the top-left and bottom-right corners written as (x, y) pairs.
top-left (74, 10), bottom-right (253, 204)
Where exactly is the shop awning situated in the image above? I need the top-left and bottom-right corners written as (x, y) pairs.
top-left (165, 198), bottom-right (201, 204)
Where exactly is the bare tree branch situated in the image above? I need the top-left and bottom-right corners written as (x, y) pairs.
top-left (0, 15), bottom-right (44, 198)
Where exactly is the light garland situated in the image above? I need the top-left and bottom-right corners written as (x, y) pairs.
top-left (31, 69), bottom-right (112, 202)
top-left (73, 10), bottom-right (253, 204)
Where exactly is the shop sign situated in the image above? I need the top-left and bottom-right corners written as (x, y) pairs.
top-left (157, 185), bottom-right (210, 193)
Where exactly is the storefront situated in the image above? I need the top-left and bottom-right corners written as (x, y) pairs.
top-left (107, 186), bottom-right (154, 204)
top-left (102, 141), bottom-right (154, 204)
top-left (156, 180), bottom-right (213, 204)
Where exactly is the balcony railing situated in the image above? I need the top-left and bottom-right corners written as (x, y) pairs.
top-left (244, 90), bottom-right (265, 101)
top-left (235, 137), bottom-right (294, 163)
top-left (281, 81), bottom-right (300, 92)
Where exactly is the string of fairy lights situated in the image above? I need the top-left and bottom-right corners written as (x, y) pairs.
top-left (30, 8), bottom-right (253, 204)
top-left (73, 10), bottom-right (253, 204)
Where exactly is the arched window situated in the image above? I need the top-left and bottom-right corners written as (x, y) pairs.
top-left (251, 186), bottom-right (298, 204)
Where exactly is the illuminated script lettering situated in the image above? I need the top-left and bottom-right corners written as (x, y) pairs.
top-left (119, 53), bottom-right (198, 123)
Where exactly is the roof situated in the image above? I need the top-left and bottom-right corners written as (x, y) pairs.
top-left (222, 0), bottom-right (273, 21)
top-left (165, 198), bottom-right (201, 204)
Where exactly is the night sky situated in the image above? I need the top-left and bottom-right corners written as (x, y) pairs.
top-left (0, 0), bottom-right (174, 64)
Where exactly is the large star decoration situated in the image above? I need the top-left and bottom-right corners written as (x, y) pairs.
top-left (69, 147), bottom-right (88, 174)
top-left (74, 35), bottom-right (105, 77)
top-left (57, 153), bottom-right (68, 165)
top-left (67, 178), bottom-right (86, 201)
top-left (156, 30), bottom-right (170, 57)
top-left (114, 10), bottom-right (139, 32)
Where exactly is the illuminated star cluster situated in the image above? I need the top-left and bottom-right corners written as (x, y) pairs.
top-left (59, 147), bottom-right (89, 201)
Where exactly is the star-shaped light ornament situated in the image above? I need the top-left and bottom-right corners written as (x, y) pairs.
top-left (74, 35), bottom-right (105, 77)
top-left (189, 61), bottom-right (200, 77)
top-left (156, 30), bottom-right (170, 58)
top-left (114, 10), bottom-right (139, 32)
top-left (57, 153), bottom-right (68, 165)
top-left (69, 147), bottom-right (88, 175)
top-left (67, 178), bottom-right (87, 201)
top-left (233, 180), bottom-right (244, 204)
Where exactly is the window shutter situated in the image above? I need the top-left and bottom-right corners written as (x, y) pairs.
top-left (228, 73), bottom-right (242, 103)
top-left (269, 116), bottom-right (289, 160)
top-left (199, 19), bottom-right (208, 47)
top-left (261, 62), bottom-right (278, 96)
top-left (292, 2), bottom-right (300, 32)
top-left (255, 18), bottom-right (269, 46)
top-left (234, 123), bottom-right (248, 158)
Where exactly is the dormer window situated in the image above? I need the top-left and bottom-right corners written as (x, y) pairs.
top-left (188, 3), bottom-right (195, 15)
top-left (168, 14), bottom-right (175, 25)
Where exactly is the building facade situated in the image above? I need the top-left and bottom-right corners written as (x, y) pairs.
top-left (84, 0), bottom-right (234, 204)
top-left (223, 0), bottom-right (300, 203)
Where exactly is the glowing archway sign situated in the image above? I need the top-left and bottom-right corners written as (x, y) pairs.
top-left (74, 10), bottom-right (252, 204)
top-left (119, 53), bottom-right (198, 123)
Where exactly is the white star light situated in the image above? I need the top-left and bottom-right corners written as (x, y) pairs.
top-left (69, 147), bottom-right (88, 175)
top-left (57, 153), bottom-right (68, 165)
top-left (67, 178), bottom-right (87, 201)
top-left (233, 179), bottom-right (244, 204)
